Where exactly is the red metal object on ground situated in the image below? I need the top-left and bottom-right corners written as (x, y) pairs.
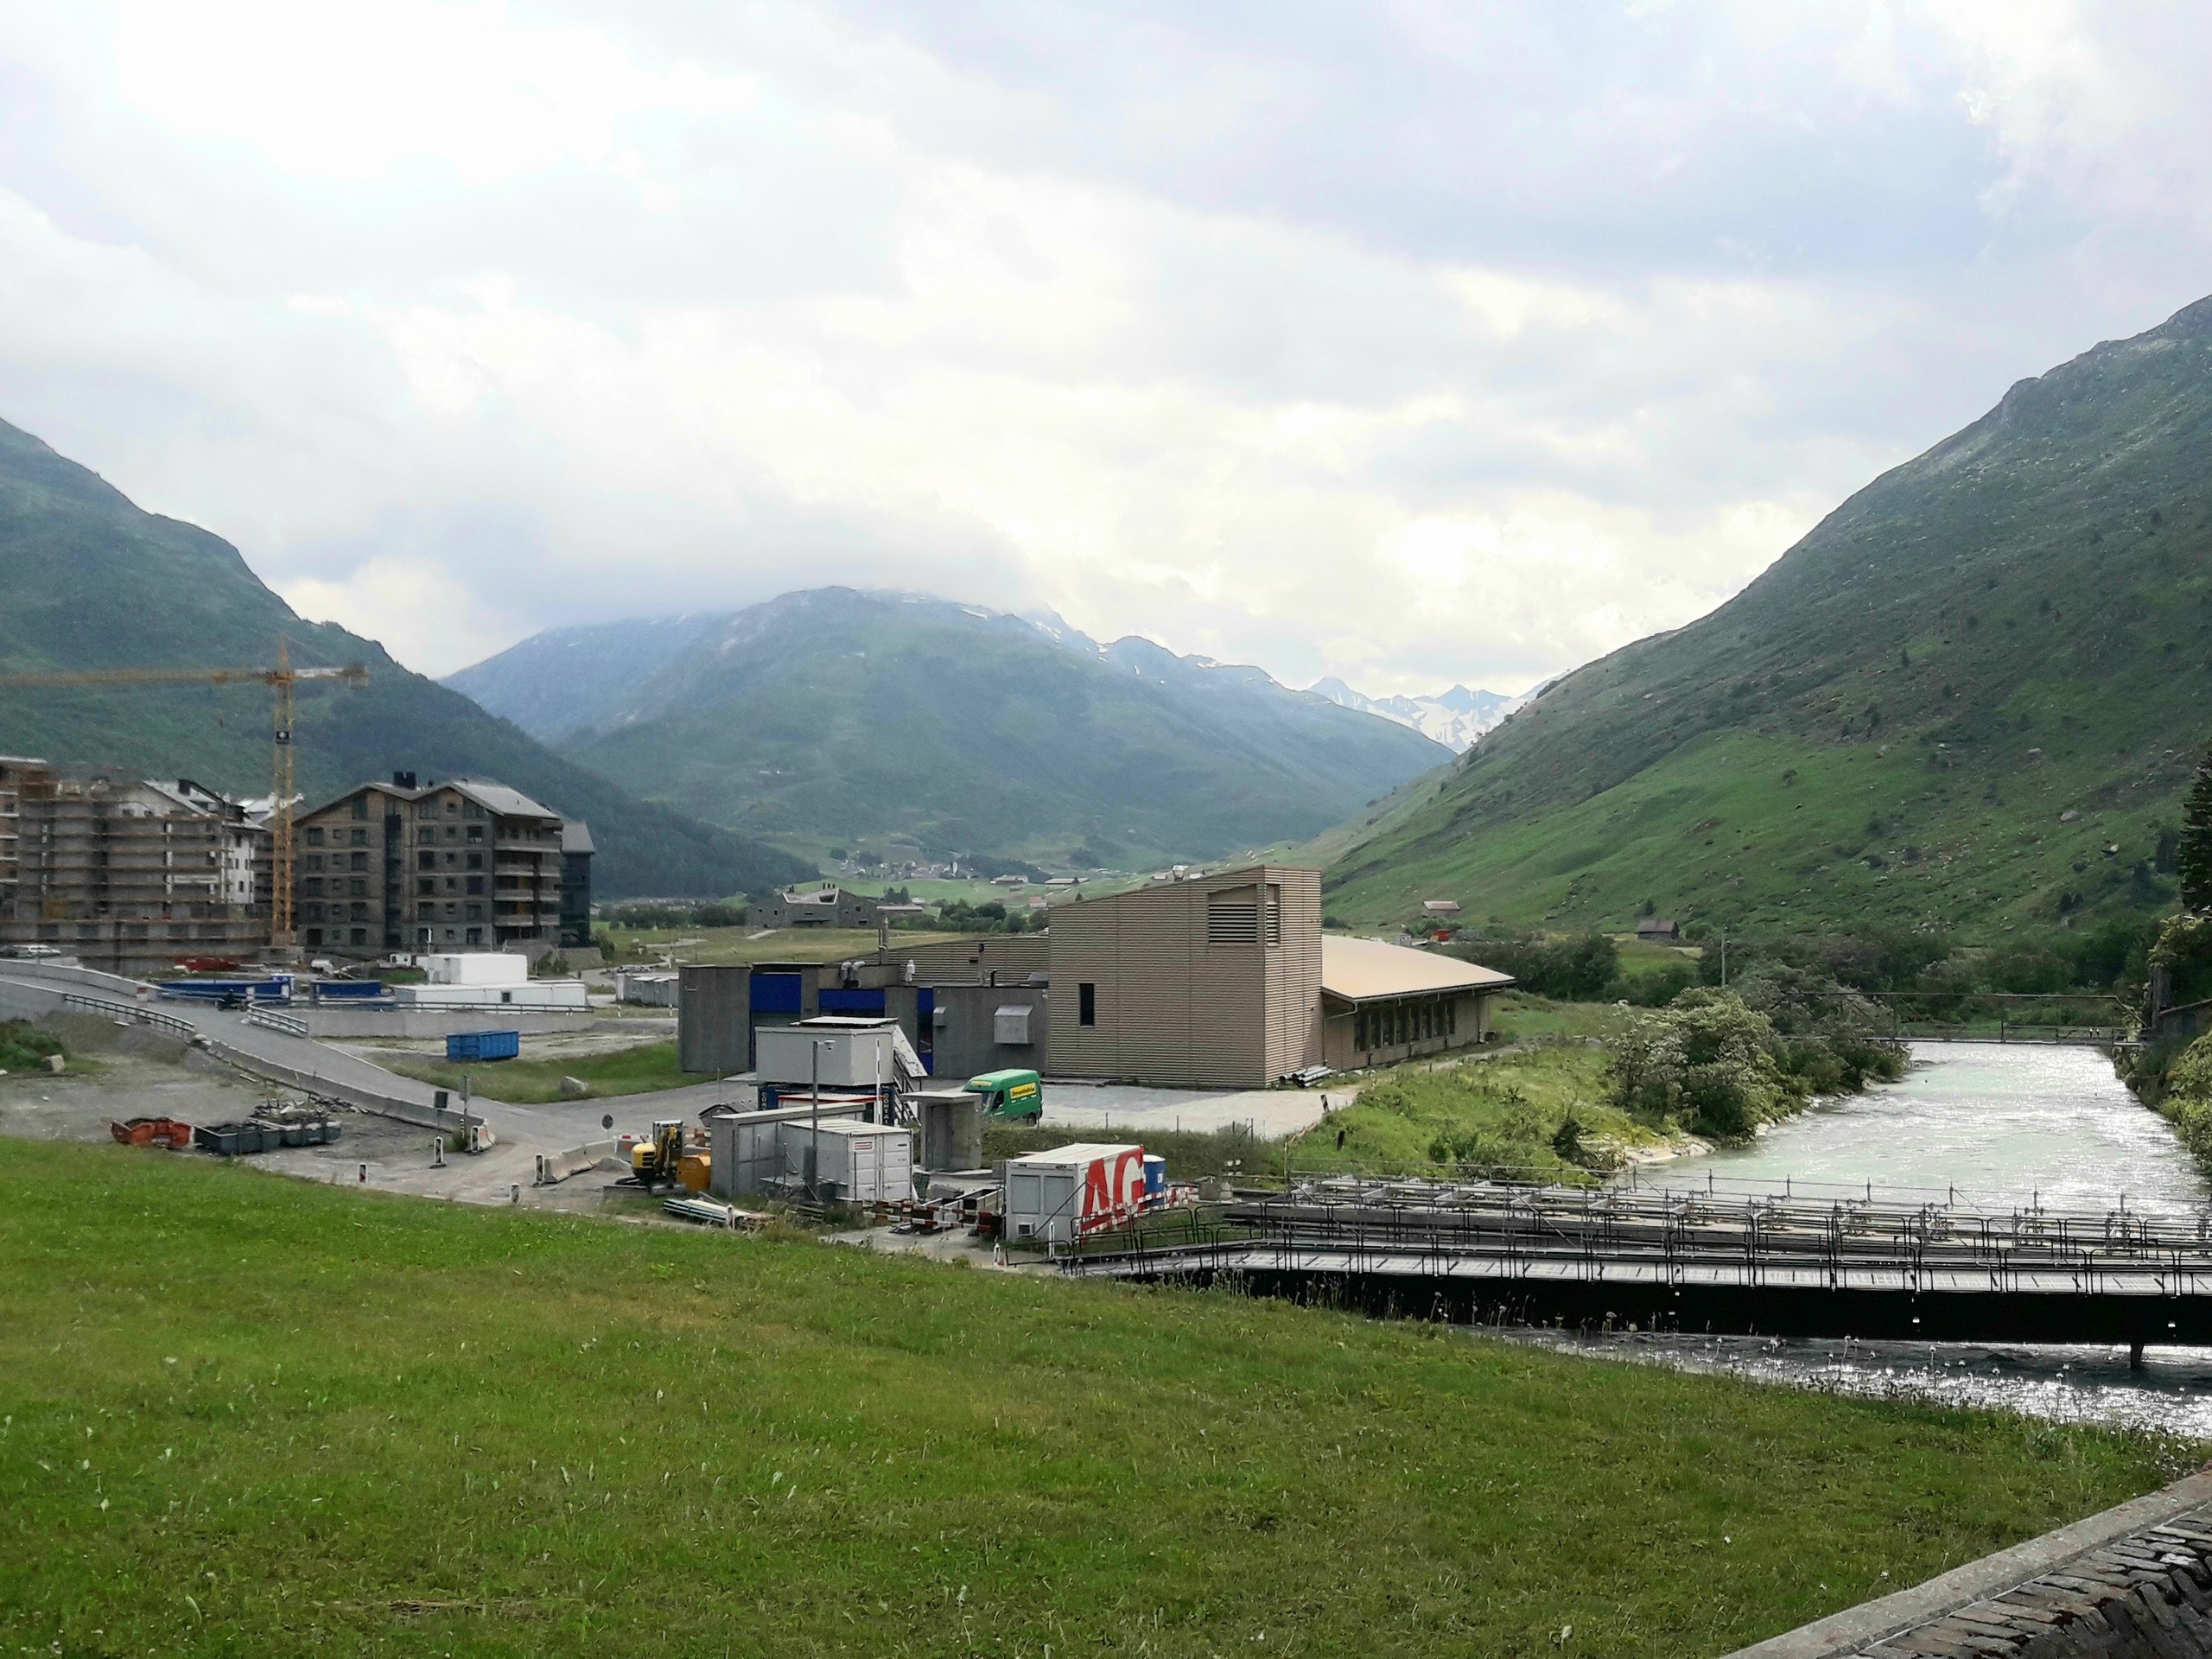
top-left (175, 957), bottom-right (245, 974)
top-left (111, 1117), bottom-right (193, 1149)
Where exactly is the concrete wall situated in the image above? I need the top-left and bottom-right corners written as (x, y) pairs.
top-left (678, 964), bottom-right (751, 1077)
top-left (930, 982), bottom-right (1048, 1080)
top-left (1045, 866), bottom-right (1321, 1089)
top-left (881, 934), bottom-right (1049, 985)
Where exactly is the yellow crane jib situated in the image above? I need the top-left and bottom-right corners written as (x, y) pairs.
top-left (0, 639), bottom-right (370, 950)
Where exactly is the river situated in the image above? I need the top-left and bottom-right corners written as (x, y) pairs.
top-left (1501, 1042), bottom-right (2212, 1435)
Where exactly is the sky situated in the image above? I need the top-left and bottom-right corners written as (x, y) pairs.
top-left (2, 3), bottom-right (2209, 695)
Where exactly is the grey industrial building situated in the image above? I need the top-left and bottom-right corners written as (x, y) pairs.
top-left (677, 865), bottom-right (1511, 1092)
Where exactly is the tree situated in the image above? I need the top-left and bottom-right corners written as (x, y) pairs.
top-left (2184, 741), bottom-right (2212, 913)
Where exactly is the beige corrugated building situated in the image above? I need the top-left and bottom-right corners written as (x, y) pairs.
top-left (1045, 866), bottom-right (1323, 1089)
top-left (1317, 936), bottom-right (1514, 1071)
top-left (1044, 865), bottom-right (1515, 1088)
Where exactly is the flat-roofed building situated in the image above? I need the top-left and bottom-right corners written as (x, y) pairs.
top-left (1046, 866), bottom-right (1322, 1089)
top-left (1317, 935), bottom-right (1513, 1071)
top-left (747, 886), bottom-right (879, 929)
top-left (1044, 866), bottom-right (1515, 1087)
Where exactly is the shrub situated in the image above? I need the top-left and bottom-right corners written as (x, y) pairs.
top-left (1453, 932), bottom-right (1618, 1000)
top-left (0, 1021), bottom-right (64, 1072)
top-left (1608, 990), bottom-right (1798, 1140)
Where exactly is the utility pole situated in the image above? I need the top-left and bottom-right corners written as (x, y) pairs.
top-left (809, 1039), bottom-right (824, 1199)
top-left (1719, 928), bottom-right (1729, 988)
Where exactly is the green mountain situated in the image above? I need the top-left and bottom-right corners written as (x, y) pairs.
top-left (0, 418), bottom-right (812, 899)
top-left (448, 588), bottom-right (1452, 869)
top-left (1325, 296), bottom-right (2212, 936)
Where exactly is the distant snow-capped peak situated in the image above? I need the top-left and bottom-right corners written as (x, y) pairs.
top-left (1306, 677), bottom-right (1524, 751)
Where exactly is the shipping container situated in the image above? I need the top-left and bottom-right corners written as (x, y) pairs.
top-left (781, 1118), bottom-right (912, 1205)
top-left (1001, 1143), bottom-right (1147, 1244)
top-left (446, 1029), bottom-right (522, 1064)
top-left (754, 1020), bottom-right (901, 1089)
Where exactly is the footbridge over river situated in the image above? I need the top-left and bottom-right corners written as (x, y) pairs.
top-left (1059, 1179), bottom-right (2212, 1355)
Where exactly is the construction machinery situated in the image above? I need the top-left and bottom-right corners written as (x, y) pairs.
top-left (0, 638), bottom-right (368, 952)
top-left (621, 1119), bottom-right (709, 1192)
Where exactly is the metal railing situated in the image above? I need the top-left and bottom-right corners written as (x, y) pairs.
top-left (1058, 1179), bottom-right (2212, 1301)
top-left (59, 991), bottom-right (199, 1040)
top-left (244, 1007), bottom-right (309, 1039)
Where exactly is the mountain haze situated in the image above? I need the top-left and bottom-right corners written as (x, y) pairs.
top-left (0, 419), bottom-right (811, 899)
top-left (1325, 295), bottom-right (2212, 935)
top-left (449, 588), bottom-right (1452, 868)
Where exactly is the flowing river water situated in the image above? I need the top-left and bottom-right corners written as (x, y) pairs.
top-left (1498, 1043), bottom-right (2212, 1434)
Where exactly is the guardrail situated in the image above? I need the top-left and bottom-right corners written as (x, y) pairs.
top-left (244, 1007), bottom-right (310, 1039)
top-left (59, 991), bottom-right (199, 1040)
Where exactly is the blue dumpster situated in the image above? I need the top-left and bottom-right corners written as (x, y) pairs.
top-left (446, 1030), bottom-right (521, 1064)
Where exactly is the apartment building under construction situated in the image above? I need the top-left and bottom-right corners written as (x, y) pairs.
top-left (0, 756), bottom-right (270, 974)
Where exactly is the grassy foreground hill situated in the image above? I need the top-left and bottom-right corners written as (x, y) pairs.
top-left (449, 588), bottom-right (1452, 870)
top-left (1326, 296), bottom-right (2212, 934)
top-left (0, 1139), bottom-right (2183, 1656)
top-left (0, 419), bottom-right (810, 899)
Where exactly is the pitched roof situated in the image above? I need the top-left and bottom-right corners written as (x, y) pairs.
top-left (448, 779), bottom-right (561, 822)
top-left (561, 820), bottom-right (595, 854)
top-left (1319, 935), bottom-right (1515, 1004)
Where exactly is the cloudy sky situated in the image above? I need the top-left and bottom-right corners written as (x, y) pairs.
top-left (2, 3), bottom-right (2209, 694)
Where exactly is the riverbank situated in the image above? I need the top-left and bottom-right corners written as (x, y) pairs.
top-left (1, 1138), bottom-right (2196, 1657)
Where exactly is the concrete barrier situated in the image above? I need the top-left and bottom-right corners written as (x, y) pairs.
top-left (536, 1138), bottom-right (623, 1185)
top-left (298, 1006), bottom-right (614, 1039)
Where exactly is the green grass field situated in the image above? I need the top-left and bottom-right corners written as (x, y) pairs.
top-left (598, 925), bottom-right (973, 967)
top-left (1, 1141), bottom-right (2191, 1656)
top-left (378, 1040), bottom-right (697, 1104)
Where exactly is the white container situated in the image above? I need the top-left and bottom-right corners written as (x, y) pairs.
top-left (779, 1118), bottom-right (912, 1205)
top-left (420, 952), bottom-right (532, 987)
top-left (1002, 1142), bottom-right (1146, 1244)
top-left (755, 1021), bottom-right (899, 1088)
top-left (397, 980), bottom-right (588, 1010)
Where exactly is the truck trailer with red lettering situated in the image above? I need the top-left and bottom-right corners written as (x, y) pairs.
top-left (1001, 1142), bottom-right (1147, 1244)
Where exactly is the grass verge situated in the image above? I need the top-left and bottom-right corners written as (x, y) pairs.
top-left (0, 1140), bottom-right (2193, 1656)
top-left (378, 1040), bottom-right (697, 1104)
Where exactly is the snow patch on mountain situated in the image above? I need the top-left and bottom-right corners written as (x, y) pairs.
top-left (1307, 678), bottom-right (1526, 751)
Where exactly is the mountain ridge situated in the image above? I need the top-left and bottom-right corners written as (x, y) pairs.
top-left (448, 588), bottom-right (1453, 868)
top-left (0, 418), bottom-right (813, 899)
top-left (1322, 293), bottom-right (2212, 934)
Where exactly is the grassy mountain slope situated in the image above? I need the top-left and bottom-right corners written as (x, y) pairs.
top-left (1325, 296), bottom-right (2212, 934)
top-left (0, 419), bottom-right (812, 899)
top-left (451, 588), bottom-right (1452, 868)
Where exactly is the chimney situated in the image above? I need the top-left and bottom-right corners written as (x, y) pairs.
top-left (392, 771), bottom-right (418, 790)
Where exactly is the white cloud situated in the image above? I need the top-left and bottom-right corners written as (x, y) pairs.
top-left (0, 2), bottom-right (2207, 688)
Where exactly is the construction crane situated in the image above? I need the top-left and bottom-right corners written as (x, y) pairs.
top-left (0, 639), bottom-right (369, 951)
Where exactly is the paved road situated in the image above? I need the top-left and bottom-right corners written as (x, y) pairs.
top-left (1037, 1081), bottom-right (1342, 1141)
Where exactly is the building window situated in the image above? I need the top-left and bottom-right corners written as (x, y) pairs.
top-left (466, 852), bottom-right (482, 870)
top-left (417, 827), bottom-right (434, 845)
top-left (416, 904), bottom-right (433, 921)
top-left (303, 878), bottom-right (323, 897)
top-left (304, 904), bottom-right (324, 923)
top-left (417, 878), bottom-right (434, 896)
top-left (466, 903), bottom-right (482, 921)
top-left (465, 927), bottom-right (483, 945)
top-left (466, 876), bottom-right (484, 895)
top-left (349, 852), bottom-right (367, 872)
top-left (351, 927), bottom-right (367, 944)
top-left (351, 798), bottom-right (368, 821)
top-left (417, 851), bottom-right (435, 871)
top-left (349, 879), bottom-right (366, 898)
top-left (1078, 982), bottom-right (1096, 1027)
top-left (467, 824), bottom-right (484, 842)
top-left (304, 828), bottom-right (324, 847)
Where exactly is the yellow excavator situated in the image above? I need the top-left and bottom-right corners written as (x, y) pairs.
top-left (624, 1120), bottom-right (710, 1192)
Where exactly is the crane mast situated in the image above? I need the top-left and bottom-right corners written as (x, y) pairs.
top-left (0, 639), bottom-right (369, 956)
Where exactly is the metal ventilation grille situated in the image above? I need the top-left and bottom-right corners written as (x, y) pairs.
top-left (1207, 901), bottom-right (1260, 944)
